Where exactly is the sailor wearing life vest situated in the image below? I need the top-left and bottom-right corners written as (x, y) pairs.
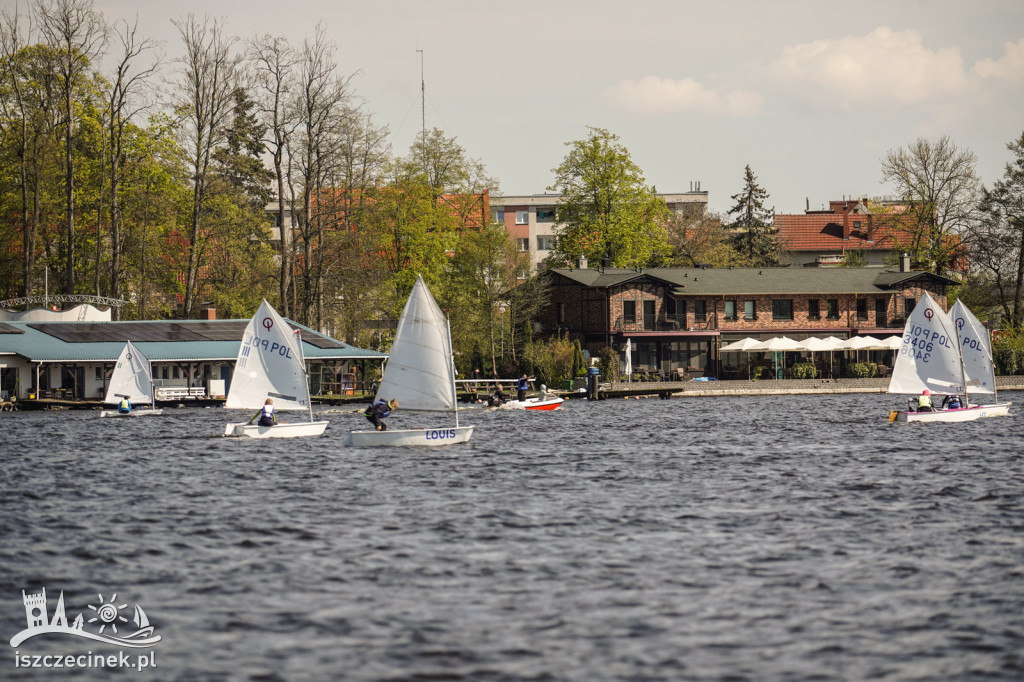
top-left (249, 398), bottom-right (277, 426)
top-left (118, 397), bottom-right (132, 414)
top-left (917, 389), bottom-right (933, 412)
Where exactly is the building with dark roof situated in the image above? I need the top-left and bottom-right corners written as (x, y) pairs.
top-left (0, 310), bottom-right (385, 402)
top-left (537, 256), bottom-right (957, 379)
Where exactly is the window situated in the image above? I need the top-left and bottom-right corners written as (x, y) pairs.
top-left (772, 299), bottom-right (793, 320)
top-left (493, 210), bottom-right (505, 224)
top-left (724, 300), bottom-right (737, 320)
top-left (515, 210), bottom-right (528, 225)
top-left (557, 303), bottom-right (565, 324)
top-left (744, 300), bottom-right (756, 321)
top-left (856, 298), bottom-right (868, 320)
top-left (905, 298), bottom-right (916, 316)
top-left (827, 299), bottom-right (840, 320)
top-left (536, 235), bottom-right (556, 251)
top-left (172, 366), bottom-right (180, 379)
top-left (808, 299), bottom-right (820, 320)
top-left (536, 209), bottom-right (556, 222)
top-left (623, 300), bottom-right (637, 323)
top-left (516, 238), bottom-right (529, 252)
top-left (694, 300), bottom-right (706, 322)
top-left (853, 220), bottom-right (861, 229)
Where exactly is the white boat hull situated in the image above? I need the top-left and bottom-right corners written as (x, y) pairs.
top-left (498, 396), bottom-right (564, 411)
top-left (99, 408), bottom-right (164, 418)
top-left (224, 420), bottom-right (329, 438)
top-left (345, 425), bottom-right (474, 447)
top-left (889, 402), bottom-right (1012, 423)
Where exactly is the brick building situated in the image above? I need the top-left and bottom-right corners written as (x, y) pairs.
top-left (537, 255), bottom-right (957, 379)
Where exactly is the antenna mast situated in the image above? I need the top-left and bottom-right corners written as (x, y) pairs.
top-left (417, 49), bottom-right (425, 141)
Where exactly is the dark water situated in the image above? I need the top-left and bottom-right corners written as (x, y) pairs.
top-left (2, 392), bottom-right (1023, 681)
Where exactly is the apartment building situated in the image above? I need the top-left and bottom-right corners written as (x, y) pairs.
top-left (492, 187), bottom-right (708, 271)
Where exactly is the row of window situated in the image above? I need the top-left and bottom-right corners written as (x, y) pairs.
top-left (495, 209), bottom-right (557, 225)
top-left (517, 236), bottom-right (558, 252)
top-left (618, 297), bottom-right (909, 323)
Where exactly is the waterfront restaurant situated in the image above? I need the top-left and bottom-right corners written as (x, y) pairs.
top-left (535, 257), bottom-right (958, 380)
top-left (0, 305), bottom-right (385, 403)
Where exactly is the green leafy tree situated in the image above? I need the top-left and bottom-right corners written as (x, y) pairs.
top-left (727, 165), bottom-right (778, 266)
top-left (839, 249), bottom-right (868, 267)
top-left (977, 130), bottom-right (1024, 327)
top-left (448, 219), bottom-right (525, 378)
top-left (548, 127), bottom-right (670, 268)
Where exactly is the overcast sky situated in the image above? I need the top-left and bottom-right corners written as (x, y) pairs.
top-left (15, 0), bottom-right (1024, 215)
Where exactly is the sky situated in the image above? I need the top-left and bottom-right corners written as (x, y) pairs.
top-left (11, 0), bottom-right (1024, 215)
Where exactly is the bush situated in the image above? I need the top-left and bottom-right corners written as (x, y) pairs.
top-left (791, 362), bottom-right (818, 379)
top-left (846, 362), bottom-right (877, 378)
top-left (993, 326), bottom-right (1024, 375)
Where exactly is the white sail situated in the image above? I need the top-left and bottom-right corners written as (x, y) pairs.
top-left (950, 300), bottom-right (997, 395)
top-left (226, 300), bottom-right (310, 411)
top-left (104, 341), bottom-right (155, 405)
top-left (375, 275), bottom-right (457, 413)
top-left (888, 291), bottom-right (965, 395)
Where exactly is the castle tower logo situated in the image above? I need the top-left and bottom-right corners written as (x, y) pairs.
top-left (10, 588), bottom-right (161, 649)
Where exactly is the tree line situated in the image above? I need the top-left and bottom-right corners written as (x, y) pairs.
top-left (2, 1), bottom-right (1023, 382)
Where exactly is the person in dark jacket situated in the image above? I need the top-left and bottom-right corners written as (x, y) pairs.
top-left (365, 398), bottom-right (398, 430)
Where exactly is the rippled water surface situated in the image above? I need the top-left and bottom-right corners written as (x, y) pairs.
top-left (2, 392), bottom-right (1024, 680)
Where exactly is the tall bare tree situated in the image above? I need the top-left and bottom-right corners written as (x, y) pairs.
top-left (249, 33), bottom-right (297, 316)
top-left (105, 17), bottom-right (158, 318)
top-left (172, 14), bottom-right (239, 318)
top-left (977, 131), bottom-right (1024, 326)
top-left (880, 136), bottom-right (979, 277)
top-left (35, 0), bottom-right (106, 294)
top-left (290, 23), bottom-right (355, 326)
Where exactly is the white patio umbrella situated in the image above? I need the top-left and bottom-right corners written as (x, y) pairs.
top-left (720, 337), bottom-right (762, 379)
top-left (720, 337), bottom-right (762, 352)
top-left (623, 338), bottom-right (632, 382)
top-left (748, 336), bottom-right (802, 378)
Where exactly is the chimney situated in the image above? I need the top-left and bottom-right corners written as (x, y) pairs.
top-left (578, 255), bottom-right (588, 269)
top-left (900, 253), bottom-right (911, 273)
top-left (201, 307), bottom-right (216, 321)
top-left (601, 257), bottom-right (611, 268)
top-left (841, 202), bottom-right (852, 240)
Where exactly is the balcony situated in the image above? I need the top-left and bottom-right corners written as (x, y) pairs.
top-left (612, 314), bottom-right (717, 332)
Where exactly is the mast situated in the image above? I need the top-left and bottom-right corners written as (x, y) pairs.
top-left (951, 299), bottom-right (971, 408)
top-left (295, 326), bottom-right (314, 424)
top-left (448, 317), bottom-right (459, 428)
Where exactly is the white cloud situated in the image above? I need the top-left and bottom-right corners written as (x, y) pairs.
top-left (973, 38), bottom-right (1024, 81)
top-left (605, 76), bottom-right (763, 117)
top-left (767, 26), bottom-right (971, 107)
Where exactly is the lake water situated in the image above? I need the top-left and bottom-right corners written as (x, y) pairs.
top-left (2, 392), bottom-right (1023, 680)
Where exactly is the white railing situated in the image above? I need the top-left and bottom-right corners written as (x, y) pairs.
top-left (155, 387), bottom-right (207, 401)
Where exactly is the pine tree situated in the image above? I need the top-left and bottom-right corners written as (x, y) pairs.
top-left (727, 165), bottom-right (779, 266)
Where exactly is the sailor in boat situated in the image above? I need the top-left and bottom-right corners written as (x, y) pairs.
top-left (941, 393), bottom-right (962, 409)
top-left (517, 374), bottom-right (530, 402)
top-left (364, 398), bottom-right (398, 431)
top-left (917, 389), bottom-right (934, 412)
top-left (118, 397), bottom-right (132, 414)
top-left (249, 398), bottom-right (277, 427)
top-left (489, 382), bottom-right (506, 407)
top-left (538, 384), bottom-right (552, 401)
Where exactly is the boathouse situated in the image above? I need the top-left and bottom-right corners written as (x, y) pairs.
top-left (536, 258), bottom-right (958, 380)
top-left (0, 305), bottom-right (384, 403)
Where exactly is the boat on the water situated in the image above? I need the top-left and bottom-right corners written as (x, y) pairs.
top-left (345, 275), bottom-right (473, 447)
top-left (223, 300), bottom-right (328, 438)
top-left (887, 291), bottom-right (1011, 423)
top-left (99, 341), bottom-right (164, 418)
top-left (498, 395), bottom-right (564, 411)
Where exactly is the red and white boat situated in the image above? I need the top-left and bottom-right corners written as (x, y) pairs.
top-left (499, 394), bottom-right (564, 411)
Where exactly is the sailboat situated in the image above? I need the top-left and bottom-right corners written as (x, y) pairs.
top-left (99, 341), bottom-right (163, 417)
top-left (345, 275), bottom-right (474, 446)
top-left (223, 300), bottom-right (328, 438)
top-left (887, 291), bottom-right (1011, 422)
